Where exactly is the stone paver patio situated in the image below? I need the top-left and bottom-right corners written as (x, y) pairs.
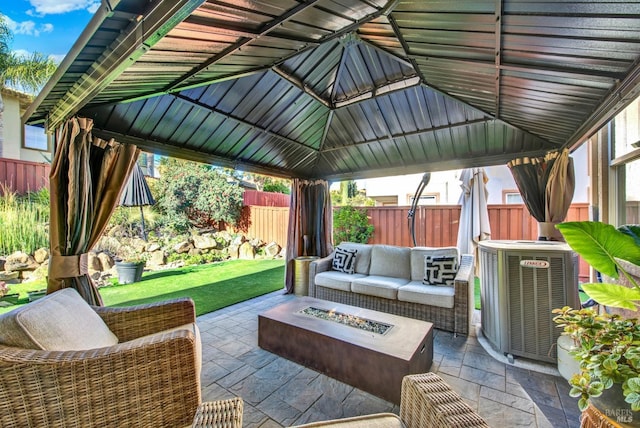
top-left (197, 290), bottom-right (581, 427)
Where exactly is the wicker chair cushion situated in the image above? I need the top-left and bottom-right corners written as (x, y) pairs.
top-left (291, 413), bottom-right (404, 427)
top-left (0, 288), bottom-right (118, 350)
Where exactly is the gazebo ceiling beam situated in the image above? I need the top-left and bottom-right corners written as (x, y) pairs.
top-left (172, 93), bottom-right (319, 153)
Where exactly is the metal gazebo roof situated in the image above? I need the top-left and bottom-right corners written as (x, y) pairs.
top-left (25, 0), bottom-right (640, 180)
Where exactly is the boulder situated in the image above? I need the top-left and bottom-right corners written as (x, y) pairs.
top-left (232, 235), bottom-right (246, 246)
top-left (146, 242), bottom-right (161, 252)
top-left (188, 248), bottom-right (202, 256)
top-left (0, 271), bottom-right (19, 282)
top-left (228, 244), bottom-right (240, 259)
top-left (148, 251), bottom-right (166, 266)
top-left (98, 252), bottom-right (114, 270)
top-left (174, 241), bottom-right (192, 254)
top-left (216, 230), bottom-right (233, 244)
top-left (6, 251), bottom-right (29, 264)
top-left (264, 242), bottom-right (281, 258)
top-left (193, 234), bottom-right (219, 250)
top-left (239, 242), bottom-right (255, 260)
top-left (33, 247), bottom-right (49, 263)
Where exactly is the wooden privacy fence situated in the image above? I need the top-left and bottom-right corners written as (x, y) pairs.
top-left (243, 190), bottom-right (290, 207)
top-left (238, 203), bottom-right (590, 248)
top-left (238, 202), bottom-right (590, 279)
top-left (0, 158), bottom-right (50, 195)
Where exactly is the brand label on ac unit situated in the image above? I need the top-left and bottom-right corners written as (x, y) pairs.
top-left (520, 260), bottom-right (549, 268)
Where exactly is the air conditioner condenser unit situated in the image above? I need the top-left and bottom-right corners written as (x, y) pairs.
top-left (479, 240), bottom-right (579, 364)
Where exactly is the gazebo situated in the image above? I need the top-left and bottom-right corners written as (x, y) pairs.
top-left (23, 0), bottom-right (640, 303)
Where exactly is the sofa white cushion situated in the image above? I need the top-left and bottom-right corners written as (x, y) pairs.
top-left (368, 245), bottom-right (411, 279)
top-left (351, 275), bottom-right (409, 299)
top-left (315, 271), bottom-right (366, 292)
top-left (335, 242), bottom-right (372, 275)
top-left (397, 281), bottom-right (455, 308)
top-left (0, 288), bottom-right (119, 350)
top-left (410, 247), bottom-right (459, 281)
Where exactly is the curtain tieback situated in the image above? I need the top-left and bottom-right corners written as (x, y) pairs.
top-left (49, 254), bottom-right (89, 279)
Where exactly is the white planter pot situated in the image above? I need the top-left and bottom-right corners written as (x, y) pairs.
top-left (557, 335), bottom-right (580, 381)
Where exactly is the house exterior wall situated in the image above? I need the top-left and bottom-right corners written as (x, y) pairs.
top-left (359, 143), bottom-right (589, 206)
top-left (1, 89), bottom-right (52, 163)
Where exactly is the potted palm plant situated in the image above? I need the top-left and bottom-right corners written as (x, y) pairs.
top-left (554, 221), bottom-right (640, 424)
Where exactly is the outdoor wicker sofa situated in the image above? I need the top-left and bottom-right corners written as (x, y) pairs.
top-left (0, 288), bottom-right (202, 428)
top-left (309, 243), bottom-right (475, 335)
top-left (290, 372), bottom-right (489, 427)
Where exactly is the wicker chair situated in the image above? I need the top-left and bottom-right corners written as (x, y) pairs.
top-left (0, 295), bottom-right (202, 428)
top-left (292, 372), bottom-right (489, 427)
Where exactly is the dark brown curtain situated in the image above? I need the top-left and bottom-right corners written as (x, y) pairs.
top-left (285, 179), bottom-right (333, 293)
top-left (507, 149), bottom-right (575, 240)
top-left (48, 117), bottom-right (139, 305)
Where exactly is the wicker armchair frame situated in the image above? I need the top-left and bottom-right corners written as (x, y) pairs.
top-left (309, 253), bottom-right (475, 335)
top-left (0, 298), bottom-right (201, 428)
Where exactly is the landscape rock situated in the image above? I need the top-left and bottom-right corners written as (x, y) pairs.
top-left (7, 251), bottom-right (29, 264)
top-left (239, 242), bottom-right (255, 260)
top-left (98, 252), bottom-right (114, 270)
top-left (216, 231), bottom-right (233, 244)
top-left (188, 248), bottom-right (202, 256)
top-left (148, 251), bottom-right (166, 266)
top-left (232, 235), bottom-right (246, 246)
top-left (174, 241), bottom-right (192, 254)
top-left (146, 242), bottom-right (161, 252)
top-left (264, 242), bottom-right (281, 258)
top-left (193, 234), bottom-right (219, 250)
top-left (228, 244), bottom-right (240, 259)
top-left (0, 258), bottom-right (4, 271)
top-left (0, 271), bottom-right (19, 282)
top-left (33, 247), bottom-right (49, 263)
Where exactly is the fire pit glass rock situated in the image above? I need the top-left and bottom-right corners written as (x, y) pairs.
top-left (299, 306), bottom-right (392, 335)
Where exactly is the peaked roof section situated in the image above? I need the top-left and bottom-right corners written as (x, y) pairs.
top-left (25, 0), bottom-right (640, 180)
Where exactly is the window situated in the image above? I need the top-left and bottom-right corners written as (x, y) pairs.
top-left (504, 191), bottom-right (523, 204)
top-left (24, 125), bottom-right (48, 151)
top-left (409, 194), bottom-right (438, 205)
top-left (613, 98), bottom-right (640, 225)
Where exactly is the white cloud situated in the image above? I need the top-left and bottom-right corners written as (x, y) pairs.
top-left (3, 15), bottom-right (54, 37)
top-left (26, 0), bottom-right (101, 16)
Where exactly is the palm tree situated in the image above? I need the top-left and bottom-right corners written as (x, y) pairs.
top-left (0, 14), bottom-right (57, 156)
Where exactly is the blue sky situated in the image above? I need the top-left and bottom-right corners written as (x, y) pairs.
top-left (1, 0), bottom-right (97, 63)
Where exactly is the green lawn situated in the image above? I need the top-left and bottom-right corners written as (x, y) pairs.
top-left (0, 259), bottom-right (285, 316)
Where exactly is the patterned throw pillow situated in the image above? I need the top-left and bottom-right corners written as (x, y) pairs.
top-left (332, 247), bottom-right (357, 274)
top-left (423, 255), bottom-right (458, 286)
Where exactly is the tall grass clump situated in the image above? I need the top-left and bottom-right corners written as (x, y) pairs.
top-left (0, 184), bottom-right (49, 255)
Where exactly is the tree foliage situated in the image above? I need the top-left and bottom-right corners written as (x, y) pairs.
top-left (155, 159), bottom-right (244, 229)
top-left (332, 205), bottom-right (374, 244)
top-left (0, 15), bottom-right (57, 93)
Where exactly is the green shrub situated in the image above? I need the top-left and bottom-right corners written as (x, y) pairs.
top-left (155, 159), bottom-right (243, 228)
top-left (332, 205), bottom-right (374, 244)
top-left (0, 186), bottom-right (49, 255)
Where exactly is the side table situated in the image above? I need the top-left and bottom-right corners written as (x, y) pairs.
top-left (294, 256), bottom-right (320, 296)
top-left (192, 397), bottom-right (243, 428)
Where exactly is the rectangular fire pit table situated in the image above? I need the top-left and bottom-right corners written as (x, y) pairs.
top-left (258, 297), bottom-right (433, 404)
